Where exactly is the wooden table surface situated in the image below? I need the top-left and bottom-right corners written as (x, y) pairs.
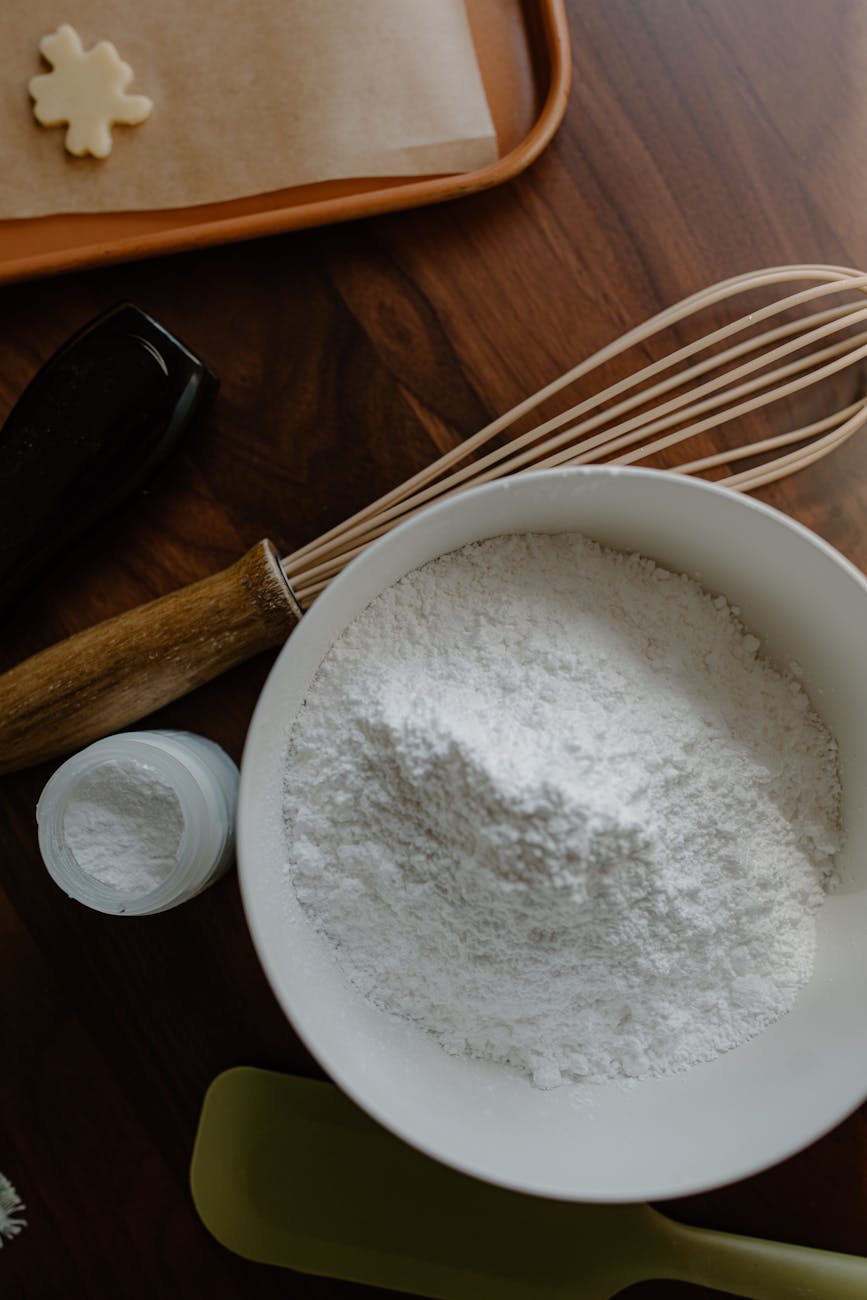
top-left (3, 1), bottom-right (867, 1295)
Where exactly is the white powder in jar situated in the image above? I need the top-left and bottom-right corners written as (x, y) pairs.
top-left (63, 758), bottom-right (184, 894)
top-left (282, 532), bottom-right (841, 1087)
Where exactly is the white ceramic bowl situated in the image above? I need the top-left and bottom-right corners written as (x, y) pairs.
top-left (238, 467), bottom-right (867, 1201)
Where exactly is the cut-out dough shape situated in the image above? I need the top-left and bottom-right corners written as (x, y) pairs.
top-left (29, 24), bottom-right (152, 159)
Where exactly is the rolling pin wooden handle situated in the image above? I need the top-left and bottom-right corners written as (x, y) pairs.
top-left (0, 540), bottom-right (302, 775)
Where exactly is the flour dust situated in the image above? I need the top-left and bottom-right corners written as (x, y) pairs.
top-left (282, 533), bottom-right (840, 1087)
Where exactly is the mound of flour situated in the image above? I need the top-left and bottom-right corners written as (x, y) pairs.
top-left (282, 533), bottom-right (841, 1087)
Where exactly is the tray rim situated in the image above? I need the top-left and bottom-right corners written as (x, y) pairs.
top-left (0, 0), bottom-right (571, 286)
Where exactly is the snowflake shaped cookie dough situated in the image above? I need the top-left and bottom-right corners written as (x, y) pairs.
top-left (29, 24), bottom-right (152, 159)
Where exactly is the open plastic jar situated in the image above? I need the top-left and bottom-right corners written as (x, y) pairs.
top-left (36, 730), bottom-right (239, 915)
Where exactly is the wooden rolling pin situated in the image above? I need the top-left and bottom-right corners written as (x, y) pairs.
top-left (0, 541), bottom-right (301, 774)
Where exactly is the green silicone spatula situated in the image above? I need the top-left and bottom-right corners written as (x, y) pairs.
top-left (191, 1068), bottom-right (867, 1299)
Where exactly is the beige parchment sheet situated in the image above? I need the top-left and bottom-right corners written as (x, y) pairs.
top-left (0, 0), bottom-right (498, 218)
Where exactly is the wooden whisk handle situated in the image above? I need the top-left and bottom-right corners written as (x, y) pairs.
top-left (0, 540), bottom-right (302, 775)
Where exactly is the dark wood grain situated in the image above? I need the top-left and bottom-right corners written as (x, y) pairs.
top-left (3, 2), bottom-right (867, 1296)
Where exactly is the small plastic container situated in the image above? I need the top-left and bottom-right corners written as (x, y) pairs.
top-left (37, 730), bottom-right (239, 915)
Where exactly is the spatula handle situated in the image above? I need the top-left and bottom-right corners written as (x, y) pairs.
top-left (666, 1216), bottom-right (867, 1298)
top-left (0, 540), bottom-right (301, 775)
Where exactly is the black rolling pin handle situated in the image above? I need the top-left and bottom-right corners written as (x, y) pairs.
top-left (0, 304), bottom-right (217, 612)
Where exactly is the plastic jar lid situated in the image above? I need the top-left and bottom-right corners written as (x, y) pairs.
top-left (36, 730), bottom-right (239, 915)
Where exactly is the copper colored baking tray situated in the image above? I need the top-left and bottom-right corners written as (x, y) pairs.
top-left (0, 1), bottom-right (570, 285)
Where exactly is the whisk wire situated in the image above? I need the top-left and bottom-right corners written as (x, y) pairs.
top-left (284, 267), bottom-right (867, 573)
top-left (284, 266), bottom-right (867, 607)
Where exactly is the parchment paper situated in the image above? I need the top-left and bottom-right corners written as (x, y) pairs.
top-left (0, 0), bottom-right (498, 218)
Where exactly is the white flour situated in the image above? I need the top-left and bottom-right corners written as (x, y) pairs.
top-left (282, 533), bottom-right (841, 1086)
top-left (63, 758), bottom-right (184, 894)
